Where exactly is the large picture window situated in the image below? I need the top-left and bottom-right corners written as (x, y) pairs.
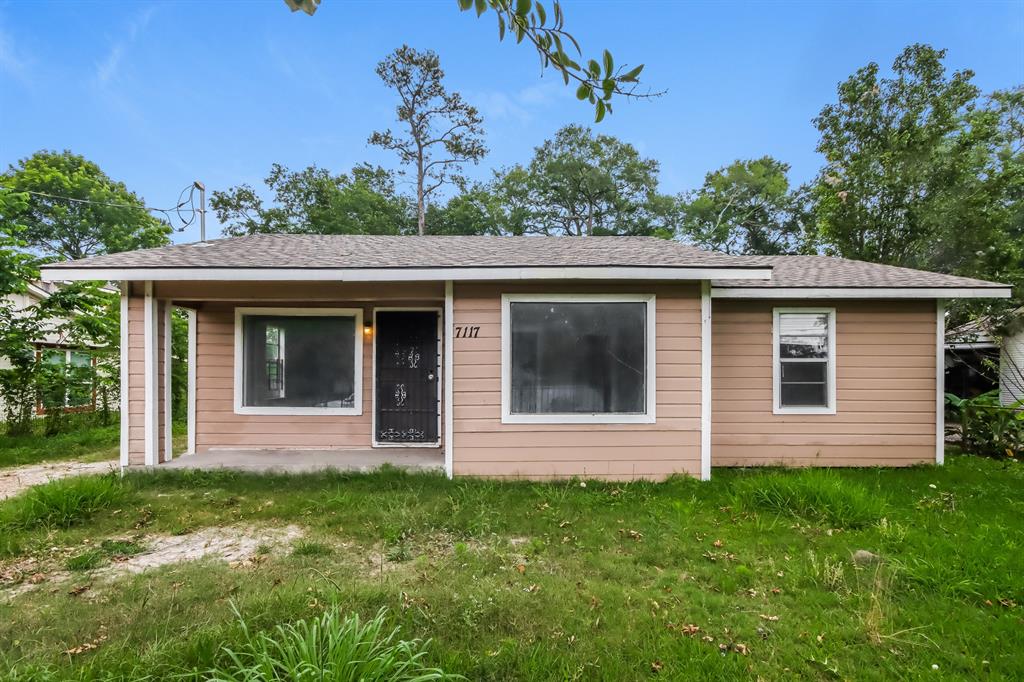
top-left (773, 308), bottom-right (836, 414)
top-left (234, 308), bottom-right (363, 415)
top-left (501, 294), bottom-right (656, 424)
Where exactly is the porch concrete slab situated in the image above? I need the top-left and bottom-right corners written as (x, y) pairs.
top-left (160, 449), bottom-right (444, 474)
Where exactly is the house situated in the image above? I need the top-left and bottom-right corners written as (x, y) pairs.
top-left (39, 235), bottom-right (1012, 480)
top-left (945, 311), bottom-right (1024, 406)
top-left (0, 280), bottom-right (103, 416)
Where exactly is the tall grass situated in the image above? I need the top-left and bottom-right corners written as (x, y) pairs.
top-left (207, 607), bottom-right (458, 681)
top-left (0, 474), bottom-right (128, 530)
top-left (733, 468), bottom-right (885, 528)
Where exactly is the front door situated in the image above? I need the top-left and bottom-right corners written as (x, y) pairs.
top-left (375, 310), bottom-right (440, 444)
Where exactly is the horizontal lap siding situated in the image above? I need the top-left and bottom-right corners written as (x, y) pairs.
top-left (711, 299), bottom-right (936, 467)
top-left (452, 282), bottom-right (702, 480)
top-left (126, 292), bottom-right (145, 465)
top-left (192, 287), bottom-right (443, 451)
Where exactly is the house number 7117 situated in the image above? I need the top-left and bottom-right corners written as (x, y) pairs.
top-left (454, 326), bottom-right (480, 339)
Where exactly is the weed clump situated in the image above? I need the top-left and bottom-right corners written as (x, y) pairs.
top-left (734, 469), bottom-right (884, 528)
top-left (0, 474), bottom-right (129, 530)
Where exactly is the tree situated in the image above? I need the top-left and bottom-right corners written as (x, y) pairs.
top-left (211, 163), bottom-right (415, 236)
top-left (0, 150), bottom-right (171, 261)
top-left (677, 157), bottom-right (805, 255)
top-left (490, 124), bottom-right (675, 237)
top-left (283, 0), bottom-right (659, 122)
top-left (369, 46), bottom-right (487, 235)
top-left (810, 45), bottom-right (982, 267)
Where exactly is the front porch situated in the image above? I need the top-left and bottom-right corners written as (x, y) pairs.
top-left (161, 448), bottom-right (444, 474)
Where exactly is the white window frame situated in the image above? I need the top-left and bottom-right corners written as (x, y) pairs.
top-left (501, 293), bottom-right (657, 424)
top-left (233, 307), bottom-right (363, 416)
top-left (772, 307), bottom-right (836, 415)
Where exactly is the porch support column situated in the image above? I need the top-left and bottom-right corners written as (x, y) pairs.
top-left (186, 308), bottom-right (197, 456)
top-left (444, 280), bottom-right (454, 479)
top-left (143, 281), bottom-right (159, 466)
top-left (700, 280), bottom-right (712, 481)
top-left (936, 299), bottom-right (945, 465)
top-left (161, 303), bottom-right (173, 462)
top-left (119, 282), bottom-right (129, 471)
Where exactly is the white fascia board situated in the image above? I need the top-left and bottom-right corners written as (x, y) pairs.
top-left (711, 287), bottom-right (1012, 299)
top-left (40, 265), bottom-right (773, 283)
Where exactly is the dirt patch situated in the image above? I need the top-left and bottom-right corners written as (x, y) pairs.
top-left (1, 524), bottom-right (303, 599)
top-left (0, 460), bottom-right (118, 500)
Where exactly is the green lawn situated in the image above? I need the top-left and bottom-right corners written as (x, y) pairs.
top-left (0, 417), bottom-right (185, 468)
top-left (0, 454), bottom-right (1021, 680)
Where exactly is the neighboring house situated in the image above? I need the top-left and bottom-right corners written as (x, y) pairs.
top-left (0, 280), bottom-right (99, 415)
top-left (945, 311), bottom-right (1024, 406)
top-left (40, 235), bottom-right (1011, 479)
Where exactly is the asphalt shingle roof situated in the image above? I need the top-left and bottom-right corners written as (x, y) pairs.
top-left (712, 254), bottom-right (1008, 290)
top-left (43, 235), bottom-right (759, 270)
top-left (43, 235), bottom-right (1010, 290)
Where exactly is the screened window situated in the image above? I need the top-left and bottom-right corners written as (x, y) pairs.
top-left (774, 309), bottom-right (835, 413)
top-left (503, 296), bottom-right (654, 423)
top-left (236, 309), bottom-right (362, 415)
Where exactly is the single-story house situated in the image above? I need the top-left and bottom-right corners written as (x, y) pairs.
top-left (40, 235), bottom-right (1012, 480)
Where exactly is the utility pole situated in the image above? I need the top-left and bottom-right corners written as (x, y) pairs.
top-left (193, 180), bottom-right (206, 241)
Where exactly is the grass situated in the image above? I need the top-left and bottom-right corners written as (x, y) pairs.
top-left (0, 474), bottom-right (130, 531)
top-left (0, 454), bottom-right (1021, 680)
top-left (0, 415), bottom-right (186, 468)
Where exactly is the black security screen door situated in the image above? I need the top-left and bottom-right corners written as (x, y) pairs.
top-left (375, 311), bottom-right (439, 443)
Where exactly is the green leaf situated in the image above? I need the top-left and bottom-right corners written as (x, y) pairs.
top-left (602, 49), bottom-right (613, 76)
top-left (575, 83), bottom-right (591, 100)
top-left (515, 0), bottom-right (531, 17)
top-left (474, 0), bottom-right (487, 17)
top-left (602, 78), bottom-right (615, 100)
top-left (619, 64), bottom-right (644, 83)
top-left (535, 1), bottom-right (546, 24)
top-left (587, 59), bottom-right (601, 78)
top-left (458, 0), bottom-right (474, 10)
top-left (595, 99), bottom-right (606, 122)
top-left (498, 14), bottom-right (505, 40)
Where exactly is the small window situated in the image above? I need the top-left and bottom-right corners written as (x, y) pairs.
top-left (40, 349), bottom-right (94, 409)
top-left (773, 308), bottom-right (836, 414)
top-left (502, 294), bottom-right (655, 424)
top-left (235, 308), bottom-right (363, 415)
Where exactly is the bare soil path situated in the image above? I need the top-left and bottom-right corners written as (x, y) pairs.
top-left (0, 460), bottom-right (118, 500)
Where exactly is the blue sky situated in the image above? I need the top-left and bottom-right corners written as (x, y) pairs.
top-left (1, 0), bottom-right (1021, 243)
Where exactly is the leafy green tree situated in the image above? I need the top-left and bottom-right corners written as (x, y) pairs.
top-left (369, 45), bottom-right (487, 235)
top-left (211, 163), bottom-right (415, 236)
top-left (284, 0), bottom-right (657, 122)
top-left (490, 124), bottom-right (676, 237)
top-left (678, 157), bottom-right (805, 255)
top-left (0, 150), bottom-right (171, 261)
top-left (810, 44), bottom-right (982, 267)
top-left (424, 184), bottom-right (506, 236)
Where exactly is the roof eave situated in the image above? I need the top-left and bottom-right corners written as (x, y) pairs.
top-left (710, 286), bottom-right (1013, 299)
top-left (40, 265), bottom-right (774, 283)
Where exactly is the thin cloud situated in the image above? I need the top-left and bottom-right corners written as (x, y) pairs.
top-left (94, 6), bottom-right (156, 86)
top-left (0, 25), bottom-right (30, 83)
top-left (471, 79), bottom-right (564, 124)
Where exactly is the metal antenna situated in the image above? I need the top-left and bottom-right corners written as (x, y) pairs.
top-left (193, 181), bottom-right (207, 241)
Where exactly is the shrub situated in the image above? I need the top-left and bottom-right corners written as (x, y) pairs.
top-left (207, 607), bottom-right (458, 681)
top-left (945, 391), bottom-right (1024, 458)
top-left (733, 468), bottom-right (884, 528)
top-left (0, 474), bottom-right (128, 530)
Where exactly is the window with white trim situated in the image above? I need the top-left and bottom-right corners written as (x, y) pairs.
top-left (773, 308), bottom-right (836, 414)
top-left (236, 308), bottom-right (362, 415)
top-left (502, 294), bottom-right (656, 424)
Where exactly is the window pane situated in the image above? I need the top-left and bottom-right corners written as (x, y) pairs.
top-left (781, 382), bottom-right (827, 407)
top-left (242, 315), bottom-right (355, 408)
top-left (510, 301), bottom-right (646, 414)
top-left (69, 351), bottom-right (92, 368)
top-left (779, 312), bottom-right (829, 359)
top-left (780, 361), bottom-right (826, 383)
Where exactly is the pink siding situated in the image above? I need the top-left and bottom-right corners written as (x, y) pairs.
top-left (126, 288), bottom-right (145, 465)
top-left (451, 282), bottom-right (702, 481)
top-left (711, 299), bottom-right (937, 466)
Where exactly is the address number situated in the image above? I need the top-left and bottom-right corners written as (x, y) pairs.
top-left (454, 326), bottom-right (481, 339)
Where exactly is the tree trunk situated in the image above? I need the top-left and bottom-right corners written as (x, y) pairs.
top-left (416, 151), bottom-right (426, 236)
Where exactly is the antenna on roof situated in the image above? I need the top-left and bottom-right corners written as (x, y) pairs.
top-left (193, 181), bottom-right (206, 242)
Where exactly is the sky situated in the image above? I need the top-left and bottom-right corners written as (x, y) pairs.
top-left (1, 0), bottom-right (1022, 243)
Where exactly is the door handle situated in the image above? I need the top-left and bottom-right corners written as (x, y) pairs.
top-left (427, 373), bottom-right (435, 381)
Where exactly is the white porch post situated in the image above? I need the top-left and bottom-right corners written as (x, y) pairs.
top-left (119, 282), bottom-right (129, 471)
top-left (444, 280), bottom-right (454, 479)
top-left (143, 282), bottom-right (158, 466)
top-left (700, 280), bottom-right (712, 481)
top-left (163, 303), bottom-right (173, 462)
top-left (186, 308), bottom-right (197, 456)
top-left (936, 299), bottom-right (945, 465)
